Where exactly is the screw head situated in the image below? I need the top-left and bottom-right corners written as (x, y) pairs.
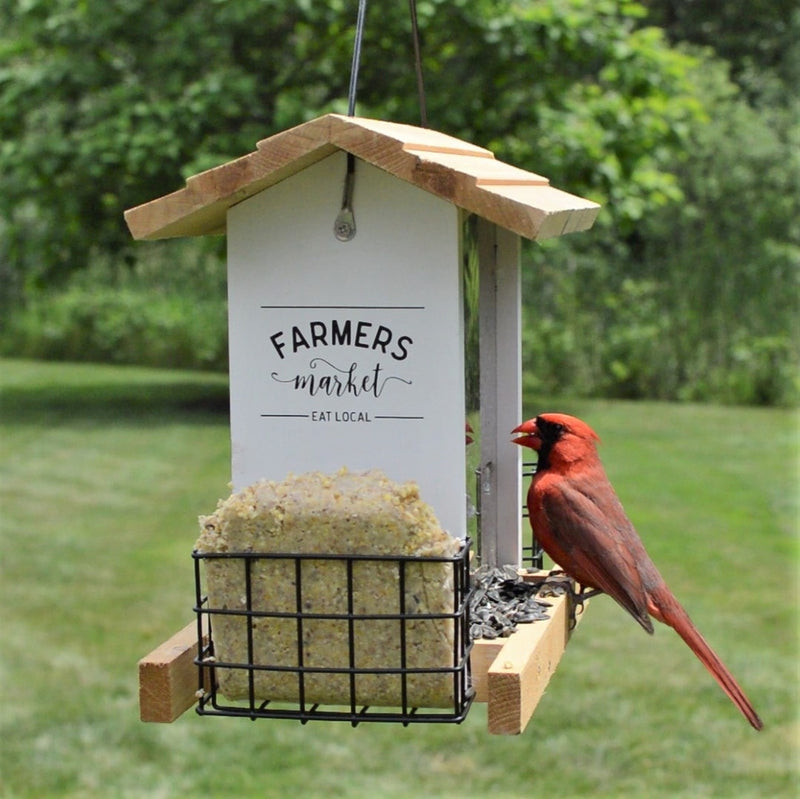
top-left (334, 210), bottom-right (356, 242)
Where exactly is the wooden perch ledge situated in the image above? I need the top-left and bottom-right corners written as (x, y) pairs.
top-left (138, 621), bottom-right (208, 723)
top-left (137, 570), bottom-right (585, 733)
top-left (471, 578), bottom-right (585, 734)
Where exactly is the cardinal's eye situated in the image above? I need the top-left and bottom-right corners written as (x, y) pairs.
top-left (537, 417), bottom-right (564, 439)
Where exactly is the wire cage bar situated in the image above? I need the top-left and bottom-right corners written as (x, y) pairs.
top-left (473, 461), bottom-right (543, 570)
top-left (521, 460), bottom-right (544, 569)
top-left (193, 542), bottom-right (474, 726)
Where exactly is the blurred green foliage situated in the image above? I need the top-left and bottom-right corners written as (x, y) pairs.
top-left (0, 0), bottom-right (797, 404)
top-left (1, 242), bottom-right (228, 370)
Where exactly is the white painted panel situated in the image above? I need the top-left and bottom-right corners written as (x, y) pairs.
top-left (226, 152), bottom-right (466, 537)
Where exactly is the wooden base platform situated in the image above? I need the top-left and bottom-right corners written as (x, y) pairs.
top-left (138, 571), bottom-right (585, 733)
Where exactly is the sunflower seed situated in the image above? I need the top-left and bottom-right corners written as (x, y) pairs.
top-left (469, 565), bottom-right (555, 640)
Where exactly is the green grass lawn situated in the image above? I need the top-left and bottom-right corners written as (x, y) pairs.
top-left (1, 359), bottom-right (797, 798)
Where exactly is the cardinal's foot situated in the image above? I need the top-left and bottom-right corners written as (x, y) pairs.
top-left (567, 585), bottom-right (602, 629)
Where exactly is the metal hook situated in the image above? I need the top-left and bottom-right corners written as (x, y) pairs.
top-left (334, 154), bottom-right (357, 242)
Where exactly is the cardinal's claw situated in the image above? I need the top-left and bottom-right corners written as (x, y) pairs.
top-left (567, 585), bottom-right (602, 629)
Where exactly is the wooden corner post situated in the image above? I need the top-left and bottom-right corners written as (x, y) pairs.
top-left (477, 218), bottom-right (522, 568)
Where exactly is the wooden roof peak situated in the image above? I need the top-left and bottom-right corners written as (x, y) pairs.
top-left (124, 113), bottom-right (599, 242)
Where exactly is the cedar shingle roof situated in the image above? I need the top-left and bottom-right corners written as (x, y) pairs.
top-left (125, 114), bottom-right (599, 241)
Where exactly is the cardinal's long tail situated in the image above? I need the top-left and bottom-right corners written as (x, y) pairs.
top-left (648, 591), bottom-right (763, 730)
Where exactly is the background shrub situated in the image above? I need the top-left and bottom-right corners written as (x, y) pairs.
top-left (1, 244), bottom-right (228, 372)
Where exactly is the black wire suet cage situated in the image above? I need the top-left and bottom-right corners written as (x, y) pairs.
top-left (193, 543), bottom-right (474, 726)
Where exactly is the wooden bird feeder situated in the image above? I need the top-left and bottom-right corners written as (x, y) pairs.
top-left (128, 114), bottom-right (599, 734)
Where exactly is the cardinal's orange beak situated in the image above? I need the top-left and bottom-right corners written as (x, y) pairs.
top-left (511, 419), bottom-right (540, 450)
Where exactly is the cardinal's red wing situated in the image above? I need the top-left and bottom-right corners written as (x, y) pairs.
top-left (538, 479), bottom-right (655, 633)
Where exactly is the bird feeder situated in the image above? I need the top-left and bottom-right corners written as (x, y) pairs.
top-left (129, 114), bottom-right (599, 734)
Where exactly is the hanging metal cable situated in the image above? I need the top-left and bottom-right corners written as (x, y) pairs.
top-left (337, 0), bottom-right (367, 241)
top-left (337, 0), bottom-right (429, 240)
top-left (408, 0), bottom-right (428, 127)
top-left (347, 0), bottom-right (368, 116)
top-left (346, 0), bottom-right (428, 124)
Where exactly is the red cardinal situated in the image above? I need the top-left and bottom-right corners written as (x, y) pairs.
top-left (512, 412), bottom-right (763, 730)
